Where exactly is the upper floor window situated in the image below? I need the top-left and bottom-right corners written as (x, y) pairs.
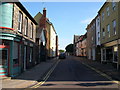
top-left (113, 20), bottom-right (116, 35)
top-left (97, 18), bottom-right (100, 26)
top-left (107, 24), bottom-right (110, 37)
top-left (24, 17), bottom-right (28, 36)
top-left (18, 11), bottom-right (23, 32)
top-left (102, 28), bottom-right (105, 37)
top-left (106, 7), bottom-right (110, 16)
top-left (112, 0), bottom-right (116, 10)
top-left (30, 23), bottom-right (33, 39)
top-left (102, 12), bottom-right (104, 21)
top-left (98, 32), bottom-right (100, 42)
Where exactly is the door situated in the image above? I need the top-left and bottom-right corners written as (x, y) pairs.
top-left (23, 46), bottom-right (27, 71)
top-left (0, 49), bottom-right (8, 77)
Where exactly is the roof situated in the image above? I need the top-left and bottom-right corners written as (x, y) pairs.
top-left (34, 11), bottom-right (57, 35)
top-left (98, 2), bottom-right (107, 14)
top-left (86, 18), bottom-right (96, 30)
top-left (15, 2), bottom-right (38, 25)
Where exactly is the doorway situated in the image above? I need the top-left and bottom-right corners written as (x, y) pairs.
top-left (0, 48), bottom-right (9, 77)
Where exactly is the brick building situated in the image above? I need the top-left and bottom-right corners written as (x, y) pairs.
top-left (0, 2), bottom-right (37, 77)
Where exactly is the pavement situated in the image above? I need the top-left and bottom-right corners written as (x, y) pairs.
top-left (76, 57), bottom-right (120, 81)
top-left (1, 57), bottom-right (58, 89)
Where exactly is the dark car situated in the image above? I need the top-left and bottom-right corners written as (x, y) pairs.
top-left (59, 53), bottom-right (66, 59)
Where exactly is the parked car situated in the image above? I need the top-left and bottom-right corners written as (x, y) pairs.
top-left (59, 53), bottom-right (66, 59)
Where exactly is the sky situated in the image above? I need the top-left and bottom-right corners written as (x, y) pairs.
top-left (20, 1), bottom-right (105, 50)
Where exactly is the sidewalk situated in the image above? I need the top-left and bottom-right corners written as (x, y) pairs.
top-left (1, 58), bottom-right (58, 88)
top-left (78, 57), bottom-right (120, 81)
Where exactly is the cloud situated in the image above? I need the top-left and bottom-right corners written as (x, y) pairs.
top-left (80, 18), bottom-right (94, 24)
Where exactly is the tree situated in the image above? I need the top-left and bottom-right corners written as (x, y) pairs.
top-left (65, 44), bottom-right (74, 53)
top-left (59, 49), bottom-right (65, 53)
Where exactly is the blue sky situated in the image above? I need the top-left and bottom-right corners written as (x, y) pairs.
top-left (21, 2), bottom-right (104, 50)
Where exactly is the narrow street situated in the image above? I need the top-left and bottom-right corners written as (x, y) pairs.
top-left (33, 56), bottom-right (119, 89)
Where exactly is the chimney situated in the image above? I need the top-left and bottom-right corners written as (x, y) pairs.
top-left (43, 8), bottom-right (46, 18)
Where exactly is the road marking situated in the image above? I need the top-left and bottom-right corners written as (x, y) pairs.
top-left (82, 62), bottom-right (120, 86)
top-left (29, 60), bottom-right (60, 88)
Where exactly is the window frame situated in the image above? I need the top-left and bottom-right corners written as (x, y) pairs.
top-left (30, 23), bottom-right (33, 39)
top-left (113, 20), bottom-right (116, 35)
top-left (107, 24), bottom-right (110, 37)
top-left (24, 17), bottom-right (28, 36)
top-left (18, 11), bottom-right (23, 33)
top-left (106, 6), bottom-right (110, 16)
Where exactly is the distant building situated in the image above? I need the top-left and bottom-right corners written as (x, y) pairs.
top-left (73, 34), bottom-right (87, 57)
top-left (86, 19), bottom-right (96, 60)
top-left (0, 2), bottom-right (37, 77)
top-left (73, 35), bottom-right (80, 56)
top-left (95, 15), bottom-right (101, 62)
top-left (34, 8), bottom-right (58, 60)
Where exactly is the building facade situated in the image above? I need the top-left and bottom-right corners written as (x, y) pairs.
top-left (34, 8), bottom-right (58, 60)
top-left (0, 2), bottom-right (37, 77)
top-left (81, 33), bottom-right (87, 57)
top-left (49, 24), bottom-right (57, 58)
top-left (95, 15), bottom-right (101, 61)
top-left (73, 35), bottom-right (80, 56)
top-left (86, 19), bottom-right (96, 60)
top-left (98, 2), bottom-right (120, 69)
top-left (74, 34), bottom-right (87, 57)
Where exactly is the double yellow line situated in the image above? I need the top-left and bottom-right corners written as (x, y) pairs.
top-left (82, 62), bottom-right (120, 86)
top-left (29, 60), bottom-right (60, 88)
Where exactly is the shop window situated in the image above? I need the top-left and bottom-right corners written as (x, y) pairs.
top-left (103, 49), bottom-right (106, 61)
top-left (113, 46), bottom-right (118, 62)
top-left (13, 42), bottom-right (19, 65)
top-left (29, 47), bottom-right (33, 63)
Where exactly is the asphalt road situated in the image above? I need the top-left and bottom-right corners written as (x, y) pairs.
top-left (38, 56), bottom-right (119, 89)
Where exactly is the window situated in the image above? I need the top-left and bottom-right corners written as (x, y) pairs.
top-left (113, 46), bottom-right (118, 62)
top-left (29, 47), bottom-right (33, 63)
top-left (102, 28), bottom-right (105, 37)
top-left (98, 32), bottom-right (100, 41)
top-left (92, 36), bottom-right (93, 41)
top-left (102, 12), bottom-right (104, 21)
top-left (18, 11), bottom-right (23, 32)
top-left (13, 42), bottom-right (19, 65)
top-left (24, 17), bottom-right (28, 36)
top-left (97, 18), bottom-right (99, 26)
top-left (107, 24), bottom-right (110, 37)
top-left (106, 7), bottom-right (110, 16)
top-left (30, 23), bottom-right (33, 39)
top-left (112, 0), bottom-right (116, 10)
top-left (113, 20), bottom-right (116, 35)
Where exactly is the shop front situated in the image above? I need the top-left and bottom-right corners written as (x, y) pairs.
top-left (0, 32), bottom-right (22, 77)
top-left (101, 40), bottom-right (119, 69)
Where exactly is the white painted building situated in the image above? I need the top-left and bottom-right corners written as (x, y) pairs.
top-left (96, 15), bottom-right (100, 46)
top-left (50, 24), bottom-right (57, 57)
